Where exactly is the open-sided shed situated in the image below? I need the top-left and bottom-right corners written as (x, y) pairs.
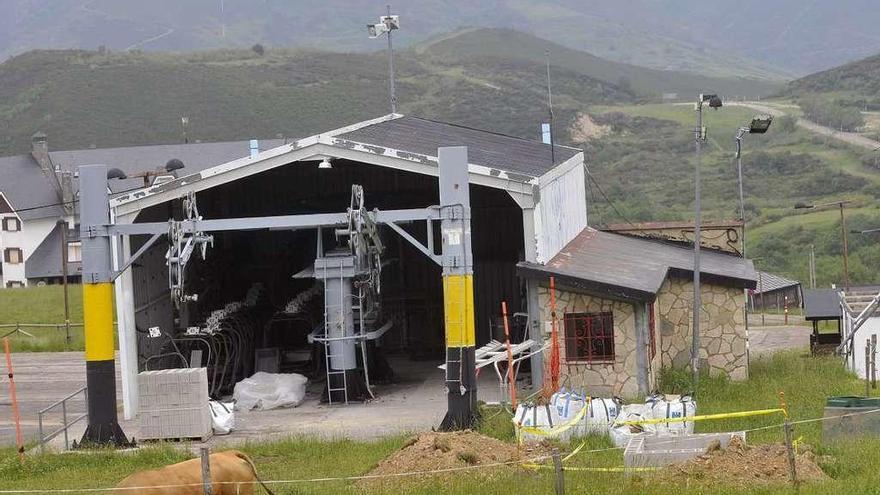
top-left (107, 114), bottom-right (587, 418)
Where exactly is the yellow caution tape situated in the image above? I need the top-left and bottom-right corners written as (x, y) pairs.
top-left (562, 440), bottom-right (586, 462)
top-left (515, 404), bottom-right (589, 441)
top-left (613, 408), bottom-right (786, 427)
top-left (522, 463), bottom-right (658, 473)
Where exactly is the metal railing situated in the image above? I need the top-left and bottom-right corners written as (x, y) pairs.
top-left (37, 386), bottom-right (88, 453)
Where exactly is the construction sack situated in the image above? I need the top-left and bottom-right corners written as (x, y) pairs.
top-left (609, 403), bottom-right (655, 447)
top-left (209, 400), bottom-right (235, 435)
top-left (646, 393), bottom-right (696, 435)
top-left (550, 389), bottom-right (620, 436)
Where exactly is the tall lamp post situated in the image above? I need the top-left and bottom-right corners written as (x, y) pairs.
top-left (367, 6), bottom-right (400, 114)
top-left (734, 114), bottom-right (773, 256)
top-left (794, 200), bottom-right (851, 291)
top-left (692, 93), bottom-right (723, 390)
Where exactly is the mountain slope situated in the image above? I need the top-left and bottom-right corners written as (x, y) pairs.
top-left (786, 51), bottom-right (880, 109)
top-left (416, 29), bottom-right (783, 99)
top-left (0, 0), bottom-right (818, 79)
top-left (0, 28), bottom-right (788, 156)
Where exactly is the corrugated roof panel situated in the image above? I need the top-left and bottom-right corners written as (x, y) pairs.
top-left (518, 228), bottom-right (757, 300)
top-left (336, 116), bottom-right (580, 177)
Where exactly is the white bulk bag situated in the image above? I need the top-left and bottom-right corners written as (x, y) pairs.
top-left (233, 372), bottom-right (308, 410)
top-left (609, 403), bottom-right (655, 447)
top-left (646, 393), bottom-right (696, 435)
top-left (514, 403), bottom-right (568, 442)
top-left (209, 400), bottom-right (235, 435)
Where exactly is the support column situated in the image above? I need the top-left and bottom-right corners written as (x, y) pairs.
top-left (78, 164), bottom-right (131, 447)
top-left (521, 204), bottom-right (544, 390)
top-left (112, 228), bottom-right (139, 420)
top-left (438, 147), bottom-right (478, 430)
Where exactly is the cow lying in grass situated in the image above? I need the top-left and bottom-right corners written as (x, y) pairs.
top-left (115, 450), bottom-right (275, 494)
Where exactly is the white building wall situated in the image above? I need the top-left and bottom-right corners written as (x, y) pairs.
top-left (0, 215), bottom-right (64, 287)
top-left (534, 161), bottom-right (587, 263)
top-left (849, 316), bottom-right (880, 379)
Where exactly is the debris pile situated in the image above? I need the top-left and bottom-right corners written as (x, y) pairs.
top-left (661, 436), bottom-right (828, 487)
top-left (359, 431), bottom-right (524, 486)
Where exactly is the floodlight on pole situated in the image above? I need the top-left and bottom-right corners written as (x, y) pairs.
top-left (734, 114), bottom-right (773, 255)
top-left (692, 92), bottom-right (723, 392)
top-left (367, 6), bottom-right (400, 114)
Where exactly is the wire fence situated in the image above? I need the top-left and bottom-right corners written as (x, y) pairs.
top-left (2, 407), bottom-right (880, 495)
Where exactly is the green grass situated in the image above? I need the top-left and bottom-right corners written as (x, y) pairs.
top-left (4, 352), bottom-right (880, 494)
top-left (0, 285), bottom-right (86, 352)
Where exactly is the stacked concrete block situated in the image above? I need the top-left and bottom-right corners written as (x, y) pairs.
top-left (624, 431), bottom-right (746, 468)
top-left (138, 368), bottom-right (212, 441)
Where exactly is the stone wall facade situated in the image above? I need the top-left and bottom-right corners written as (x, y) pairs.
top-left (654, 275), bottom-right (748, 380)
top-left (538, 276), bottom-right (748, 399)
top-left (537, 285), bottom-right (642, 398)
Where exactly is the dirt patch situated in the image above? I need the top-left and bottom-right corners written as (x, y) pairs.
top-left (569, 112), bottom-right (611, 142)
top-left (358, 431), bottom-right (530, 487)
top-left (660, 436), bottom-right (828, 488)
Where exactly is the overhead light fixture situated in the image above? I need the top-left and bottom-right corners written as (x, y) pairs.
top-left (164, 158), bottom-right (185, 173)
top-left (318, 158), bottom-right (333, 169)
top-left (107, 168), bottom-right (127, 180)
top-left (748, 114), bottom-right (773, 134)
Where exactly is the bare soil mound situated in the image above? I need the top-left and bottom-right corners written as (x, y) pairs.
top-left (358, 431), bottom-right (525, 487)
top-left (661, 436), bottom-right (828, 487)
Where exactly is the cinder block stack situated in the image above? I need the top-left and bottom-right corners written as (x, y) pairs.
top-left (138, 368), bottom-right (212, 441)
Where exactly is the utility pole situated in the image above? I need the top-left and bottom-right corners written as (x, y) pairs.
top-left (58, 219), bottom-right (71, 347)
top-left (809, 244), bottom-right (816, 289)
top-left (693, 98), bottom-right (703, 389)
top-left (77, 165), bottom-right (131, 448)
top-left (840, 202), bottom-right (850, 291)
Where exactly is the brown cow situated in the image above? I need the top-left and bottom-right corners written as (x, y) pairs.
top-left (114, 450), bottom-right (275, 495)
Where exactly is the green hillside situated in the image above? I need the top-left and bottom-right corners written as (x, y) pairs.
top-left (786, 51), bottom-right (880, 111)
top-left (415, 29), bottom-right (783, 99)
top-left (0, 29), bottom-right (786, 156)
top-left (585, 102), bottom-right (880, 287)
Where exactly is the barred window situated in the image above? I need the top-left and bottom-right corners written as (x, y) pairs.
top-left (563, 312), bottom-right (614, 362)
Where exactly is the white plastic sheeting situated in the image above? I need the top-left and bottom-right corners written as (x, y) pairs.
top-left (233, 372), bottom-right (308, 410)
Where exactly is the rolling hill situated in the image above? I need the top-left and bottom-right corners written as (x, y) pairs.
top-left (785, 51), bottom-right (880, 110)
top-left (0, 28), bottom-right (784, 156)
top-left (8, 0), bottom-right (875, 78)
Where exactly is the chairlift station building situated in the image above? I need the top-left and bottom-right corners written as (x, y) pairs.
top-left (61, 113), bottom-right (754, 420)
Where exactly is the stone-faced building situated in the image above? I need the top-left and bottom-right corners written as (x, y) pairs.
top-left (518, 227), bottom-right (756, 398)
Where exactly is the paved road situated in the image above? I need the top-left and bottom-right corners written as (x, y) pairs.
top-left (729, 101), bottom-right (880, 151)
top-left (749, 325), bottom-right (811, 358)
top-left (0, 352), bottom-right (122, 449)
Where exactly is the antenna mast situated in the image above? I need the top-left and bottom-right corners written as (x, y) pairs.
top-left (546, 49), bottom-right (556, 165)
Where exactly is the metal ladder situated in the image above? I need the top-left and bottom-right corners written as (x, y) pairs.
top-left (322, 263), bottom-right (349, 405)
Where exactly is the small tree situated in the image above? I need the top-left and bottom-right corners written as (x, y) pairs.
top-left (251, 43), bottom-right (265, 56)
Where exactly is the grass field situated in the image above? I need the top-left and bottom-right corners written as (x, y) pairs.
top-left (0, 285), bottom-right (86, 352)
top-left (2, 352), bottom-right (880, 494)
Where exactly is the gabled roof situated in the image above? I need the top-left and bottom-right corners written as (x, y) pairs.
top-left (754, 271), bottom-right (801, 294)
top-left (25, 221), bottom-right (81, 280)
top-left (111, 114), bottom-right (583, 217)
top-left (517, 228), bottom-right (757, 301)
top-left (0, 138), bottom-right (284, 220)
top-left (336, 116), bottom-right (579, 178)
top-left (0, 154), bottom-right (66, 220)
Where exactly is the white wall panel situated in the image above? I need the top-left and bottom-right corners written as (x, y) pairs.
top-left (535, 163), bottom-right (587, 263)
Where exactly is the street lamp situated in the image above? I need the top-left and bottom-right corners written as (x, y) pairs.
top-left (794, 200), bottom-right (852, 291)
top-left (692, 93), bottom-right (722, 390)
top-left (367, 6), bottom-right (401, 114)
top-left (734, 114), bottom-right (773, 257)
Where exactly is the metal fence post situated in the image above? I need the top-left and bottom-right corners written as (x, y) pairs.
top-left (783, 420), bottom-right (798, 485)
top-left (552, 448), bottom-right (565, 495)
top-left (62, 400), bottom-right (69, 450)
top-left (201, 447), bottom-right (213, 495)
top-left (38, 412), bottom-right (45, 455)
top-left (867, 342), bottom-right (872, 397)
top-left (872, 335), bottom-right (877, 390)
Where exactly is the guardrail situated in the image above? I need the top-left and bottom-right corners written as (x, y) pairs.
top-left (37, 386), bottom-right (88, 453)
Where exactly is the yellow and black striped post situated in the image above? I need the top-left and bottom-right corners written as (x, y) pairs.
top-left (78, 164), bottom-right (131, 447)
top-left (437, 147), bottom-right (479, 430)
